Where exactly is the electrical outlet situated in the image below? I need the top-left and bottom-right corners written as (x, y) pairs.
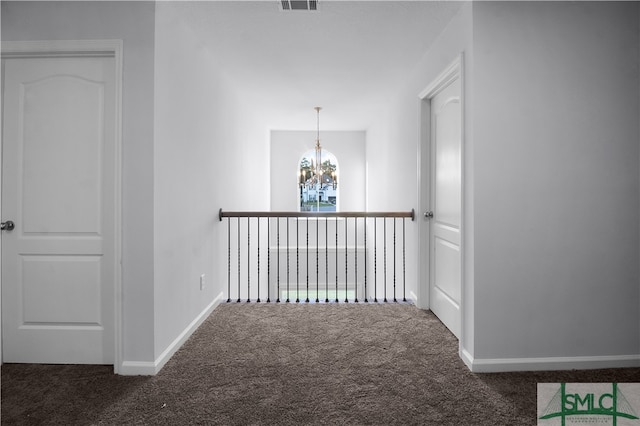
top-left (200, 274), bottom-right (205, 290)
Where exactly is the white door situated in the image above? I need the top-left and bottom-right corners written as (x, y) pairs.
top-left (1, 55), bottom-right (115, 364)
top-left (429, 77), bottom-right (461, 339)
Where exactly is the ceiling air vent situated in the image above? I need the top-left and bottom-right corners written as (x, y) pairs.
top-left (281, 0), bottom-right (318, 11)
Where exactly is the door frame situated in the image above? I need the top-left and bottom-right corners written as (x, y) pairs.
top-left (417, 53), bottom-right (465, 339)
top-left (1, 39), bottom-right (123, 372)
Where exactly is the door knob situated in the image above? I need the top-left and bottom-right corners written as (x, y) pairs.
top-left (1, 220), bottom-right (15, 231)
top-left (423, 211), bottom-right (434, 219)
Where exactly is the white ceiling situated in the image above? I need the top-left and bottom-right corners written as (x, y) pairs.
top-left (168, 1), bottom-right (463, 130)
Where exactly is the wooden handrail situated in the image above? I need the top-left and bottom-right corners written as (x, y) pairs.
top-left (219, 209), bottom-right (415, 221)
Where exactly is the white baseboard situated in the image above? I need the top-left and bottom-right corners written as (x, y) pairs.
top-left (460, 350), bottom-right (640, 373)
top-left (460, 348), bottom-right (474, 370)
top-left (118, 291), bottom-right (224, 376)
top-left (118, 360), bottom-right (157, 376)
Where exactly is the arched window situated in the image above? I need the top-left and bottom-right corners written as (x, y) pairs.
top-left (298, 149), bottom-right (338, 212)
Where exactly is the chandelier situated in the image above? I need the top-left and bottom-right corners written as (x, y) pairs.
top-left (299, 107), bottom-right (337, 211)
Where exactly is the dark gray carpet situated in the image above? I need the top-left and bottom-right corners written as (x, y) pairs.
top-left (2, 303), bottom-right (639, 425)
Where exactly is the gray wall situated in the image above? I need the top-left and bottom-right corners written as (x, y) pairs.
top-left (472, 1), bottom-right (639, 362)
top-left (153, 6), bottom-right (230, 361)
